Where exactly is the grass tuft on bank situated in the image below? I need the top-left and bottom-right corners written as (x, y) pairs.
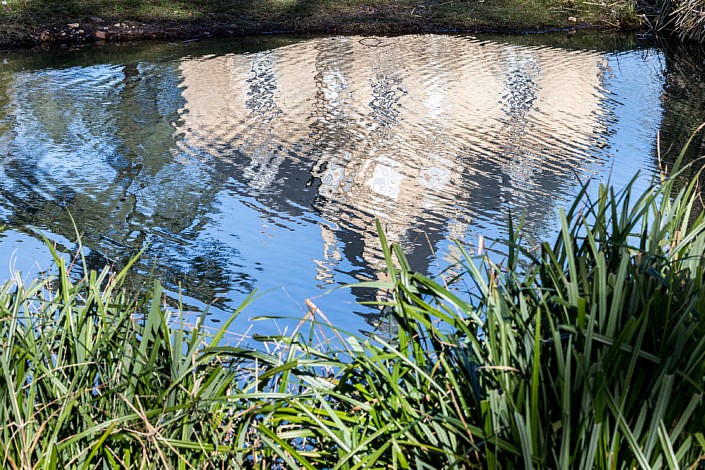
top-left (3, 132), bottom-right (705, 467)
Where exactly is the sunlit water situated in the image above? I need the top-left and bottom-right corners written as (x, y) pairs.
top-left (0, 33), bottom-right (701, 335)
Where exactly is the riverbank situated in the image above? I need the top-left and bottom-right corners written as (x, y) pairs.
top-left (0, 0), bottom-right (643, 49)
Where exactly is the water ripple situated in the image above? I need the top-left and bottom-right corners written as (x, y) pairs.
top-left (0, 34), bottom-right (669, 330)
top-left (177, 35), bottom-right (615, 257)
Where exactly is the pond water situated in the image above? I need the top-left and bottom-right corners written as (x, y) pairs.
top-left (0, 33), bottom-right (704, 335)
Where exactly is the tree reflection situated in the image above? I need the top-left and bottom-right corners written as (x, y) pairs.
top-left (658, 42), bottom-right (705, 169)
top-left (0, 60), bottom-right (254, 305)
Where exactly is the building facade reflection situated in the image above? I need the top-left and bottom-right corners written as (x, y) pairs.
top-left (0, 34), bottom-right (645, 329)
top-left (177, 35), bottom-right (610, 281)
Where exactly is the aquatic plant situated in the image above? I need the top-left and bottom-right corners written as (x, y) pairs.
top-left (644, 0), bottom-right (705, 42)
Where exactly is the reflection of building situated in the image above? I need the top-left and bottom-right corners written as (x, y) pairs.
top-left (177, 35), bottom-right (609, 278)
top-left (0, 34), bottom-right (619, 322)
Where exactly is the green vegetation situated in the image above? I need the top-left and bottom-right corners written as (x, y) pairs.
top-left (3, 0), bottom-right (704, 46)
top-left (0, 248), bottom-right (269, 467)
top-left (265, 134), bottom-right (705, 467)
top-left (0, 0), bottom-right (641, 48)
top-left (3, 136), bottom-right (705, 467)
top-left (0, 0), bottom-right (635, 29)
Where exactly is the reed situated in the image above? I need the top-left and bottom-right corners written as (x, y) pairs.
top-left (672, 0), bottom-right (705, 42)
top-left (0, 243), bottom-right (297, 468)
top-left (646, 0), bottom-right (705, 42)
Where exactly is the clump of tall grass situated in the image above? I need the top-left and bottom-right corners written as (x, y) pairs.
top-left (647, 0), bottom-right (705, 42)
top-left (266, 146), bottom-right (705, 467)
top-left (671, 0), bottom-right (705, 42)
top-left (0, 244), bottom-right (304, 468)
top-left (673, 0), bottom-right (705, 43)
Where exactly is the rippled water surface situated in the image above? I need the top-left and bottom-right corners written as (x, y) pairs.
top-left (1, 34), bottom-right (703, 334)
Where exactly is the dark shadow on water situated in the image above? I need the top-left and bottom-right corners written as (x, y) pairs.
top-left (658, 40), bottom-right (705, 167)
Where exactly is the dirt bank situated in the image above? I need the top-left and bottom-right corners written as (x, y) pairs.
top-left (0, 0), bottom-right (643, 50)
